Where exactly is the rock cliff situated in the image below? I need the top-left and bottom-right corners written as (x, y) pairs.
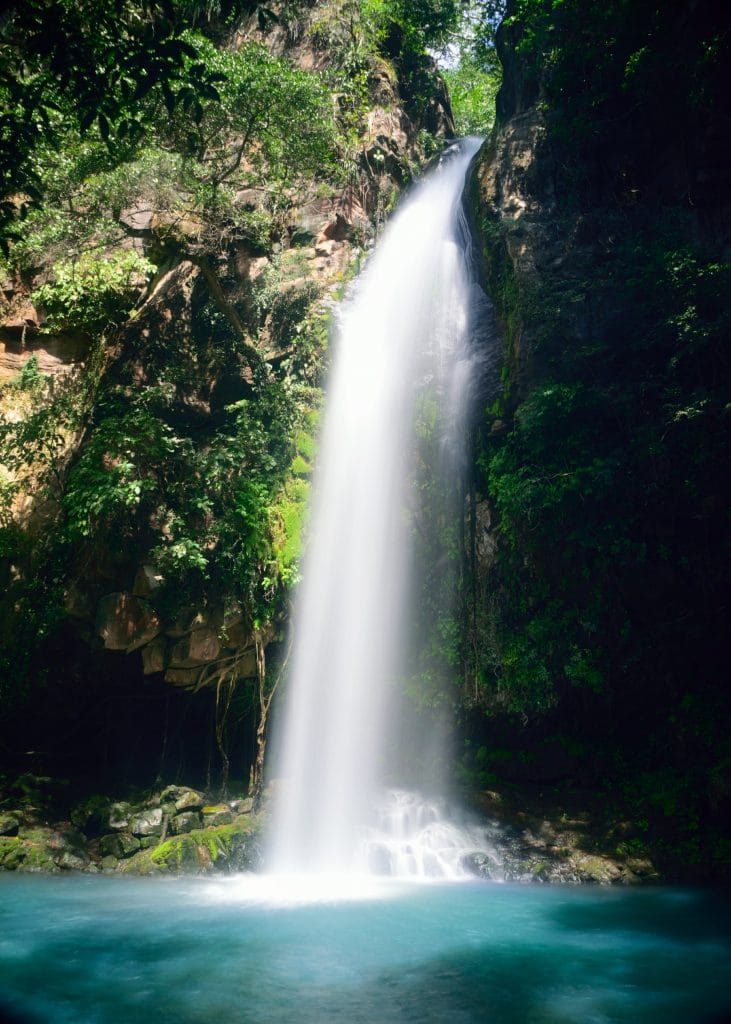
top-left (466, 0), bottom-right (731, 878)
top-left (0, 1), bottom-right (454, 798)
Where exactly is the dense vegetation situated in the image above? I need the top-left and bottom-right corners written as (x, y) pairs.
top-left (0, 0), bottom-right (464, 794)
top-left (470, 0), bottom-right (731, 874)
top-left (1, 0), bottom-right (729, 879)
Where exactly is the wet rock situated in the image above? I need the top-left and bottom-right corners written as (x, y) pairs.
top-left (130, 808), bottom-right (164, 837)
top-left (570, 853), bottom-right (626, 885)
top-left (46, 827), bottom-right (90, 869)
top-left (171, 812), bottom-right (201, 835)
top-left (314, 238), bottom-right (340, 258)
top-left (121, 822), bottom-right (264, 875)
top-left (220, 615), bottom-right (253, 648)
top-left (202, 805), bottom-right (233, 827)
top-left (461, 851), bottom-right (495, 880)
top-left (161, 800), bottom-right (177, 820)
top-left (230, 797), bottom-right (253, 815)
top-left (99, 832), bottom-right (140, 859)
top-left (108, 802), bottom-right (132, 831)
top-left (100, 855), bottom-right (119, 871)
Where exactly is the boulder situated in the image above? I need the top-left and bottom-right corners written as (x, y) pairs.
top-left (169, 626), bottom-right (220, 667)
top-left (171, 812), bottom-right (201, 835)
top-left (314, 238), bottom-right (341, 258)
top-left (221, 618), bottom-right (251, 648)
top-left (202, 805), bottom-right (233, 827)
top-left (46, 827), bottom-right (90, 869)
top-left (130, 808), bottom-right (164, 837)
top-left (160, 786), bottom-right (205, 813)
top-left (461, 852), bottom-right (496, 880)
top-left (107, 801), bottom-right (132, 831)
top-left (99, 832), bottom-right (140, 859)
top-left (121, 822), bottom-right (264, 875)
top-left (164, 607), bottom-right (202, 638)
top-left (230, 797), bottom-right (254, 815)
top-left (95, 592), bottom-right (161, 652)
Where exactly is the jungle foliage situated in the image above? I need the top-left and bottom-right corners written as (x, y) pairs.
top-left (0, 0), bottom-right (455, 729)
top-left (0, 0), bottom-right (284, 246)
top-left (472, 0), bottom-right (730, 869)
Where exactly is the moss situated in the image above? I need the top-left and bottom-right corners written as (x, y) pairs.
top-left (120, 817), bottom-right (260, 875)
top-left (0, 837), bottom-right (25, 870)
top-left (290, 454), bottom-right (311, 477)
top-left (20, 842), bottom-right (57, 872)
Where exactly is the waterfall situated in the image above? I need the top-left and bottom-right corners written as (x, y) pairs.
top-left (268, 137), bottom-right (495, 878)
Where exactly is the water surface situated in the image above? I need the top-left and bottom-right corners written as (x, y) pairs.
top-left (1, 875), bottom-right (730, 1023)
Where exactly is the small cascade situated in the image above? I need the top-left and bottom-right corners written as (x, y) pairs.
top-left (361, 790), bottom-right (505, 880)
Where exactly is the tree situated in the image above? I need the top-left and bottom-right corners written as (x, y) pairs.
top-left (0, 0), bottom-right (277, 249)
top-left (441, 0), bottom-right (505, 135)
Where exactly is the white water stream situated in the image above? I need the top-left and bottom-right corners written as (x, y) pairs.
top-left (268, 138), bottom-right (495, 878)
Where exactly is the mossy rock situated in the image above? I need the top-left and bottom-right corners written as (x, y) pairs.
top-left (99, 832), bottom-right (140, 859)
top-left (0, 837), bottom-right (26, 870)
top-left (17, 825), bottom-right (53, 844)
top-left (160, 786), bottom-right (205, 813)
top-left (4, 834), bottom-right (58, 872)
top-left (120, 817), bottom-right (262, 876)
top-left (170, 811), bottom-right (201, 835)
top-left (201, 805), bottom-right (233, 827)
top-left (108, 801), bottom-right (133, 831)
top-left (0, 813), bottom-right (20, 837)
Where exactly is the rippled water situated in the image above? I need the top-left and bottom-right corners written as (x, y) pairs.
top-left (1, 875), bottom-right (730, 1023)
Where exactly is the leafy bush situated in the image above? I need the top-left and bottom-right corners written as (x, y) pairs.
top-left (34, 251), bottom-right (156, 332)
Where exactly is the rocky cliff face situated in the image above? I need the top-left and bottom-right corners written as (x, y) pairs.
top-left (465, 0), bottom-right (731, 877)
top-left (0, 2), bottom-right (454, 796)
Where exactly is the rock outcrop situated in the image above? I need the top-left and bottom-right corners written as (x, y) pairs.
top-left (465, 0), bottom-right (731, 879)
top-left (0, 1), bottom-right (456, 798)
top-left (0, 779), bottom-right (263, 875)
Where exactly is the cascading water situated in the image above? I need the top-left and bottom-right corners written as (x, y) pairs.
top-left (268, 137), bottom-right (497, 878)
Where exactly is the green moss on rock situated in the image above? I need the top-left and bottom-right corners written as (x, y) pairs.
top-left (0, 837), bottom-right (25, 870)
top-left (120, 817), bottom-right (262, 875)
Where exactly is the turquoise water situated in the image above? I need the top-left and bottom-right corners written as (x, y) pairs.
top-left (1, 876), bottom-right (730, 1023)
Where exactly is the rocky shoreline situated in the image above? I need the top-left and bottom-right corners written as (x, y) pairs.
top-left (0, 779), bottom-right (264, 876)
top-left (0, 774), bottom-right (664, 884)
top-left (470, 788), bottom-right (661, 886)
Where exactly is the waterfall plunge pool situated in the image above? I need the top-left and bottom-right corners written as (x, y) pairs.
top-left (2, 875), bottom-right (731, 1023)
